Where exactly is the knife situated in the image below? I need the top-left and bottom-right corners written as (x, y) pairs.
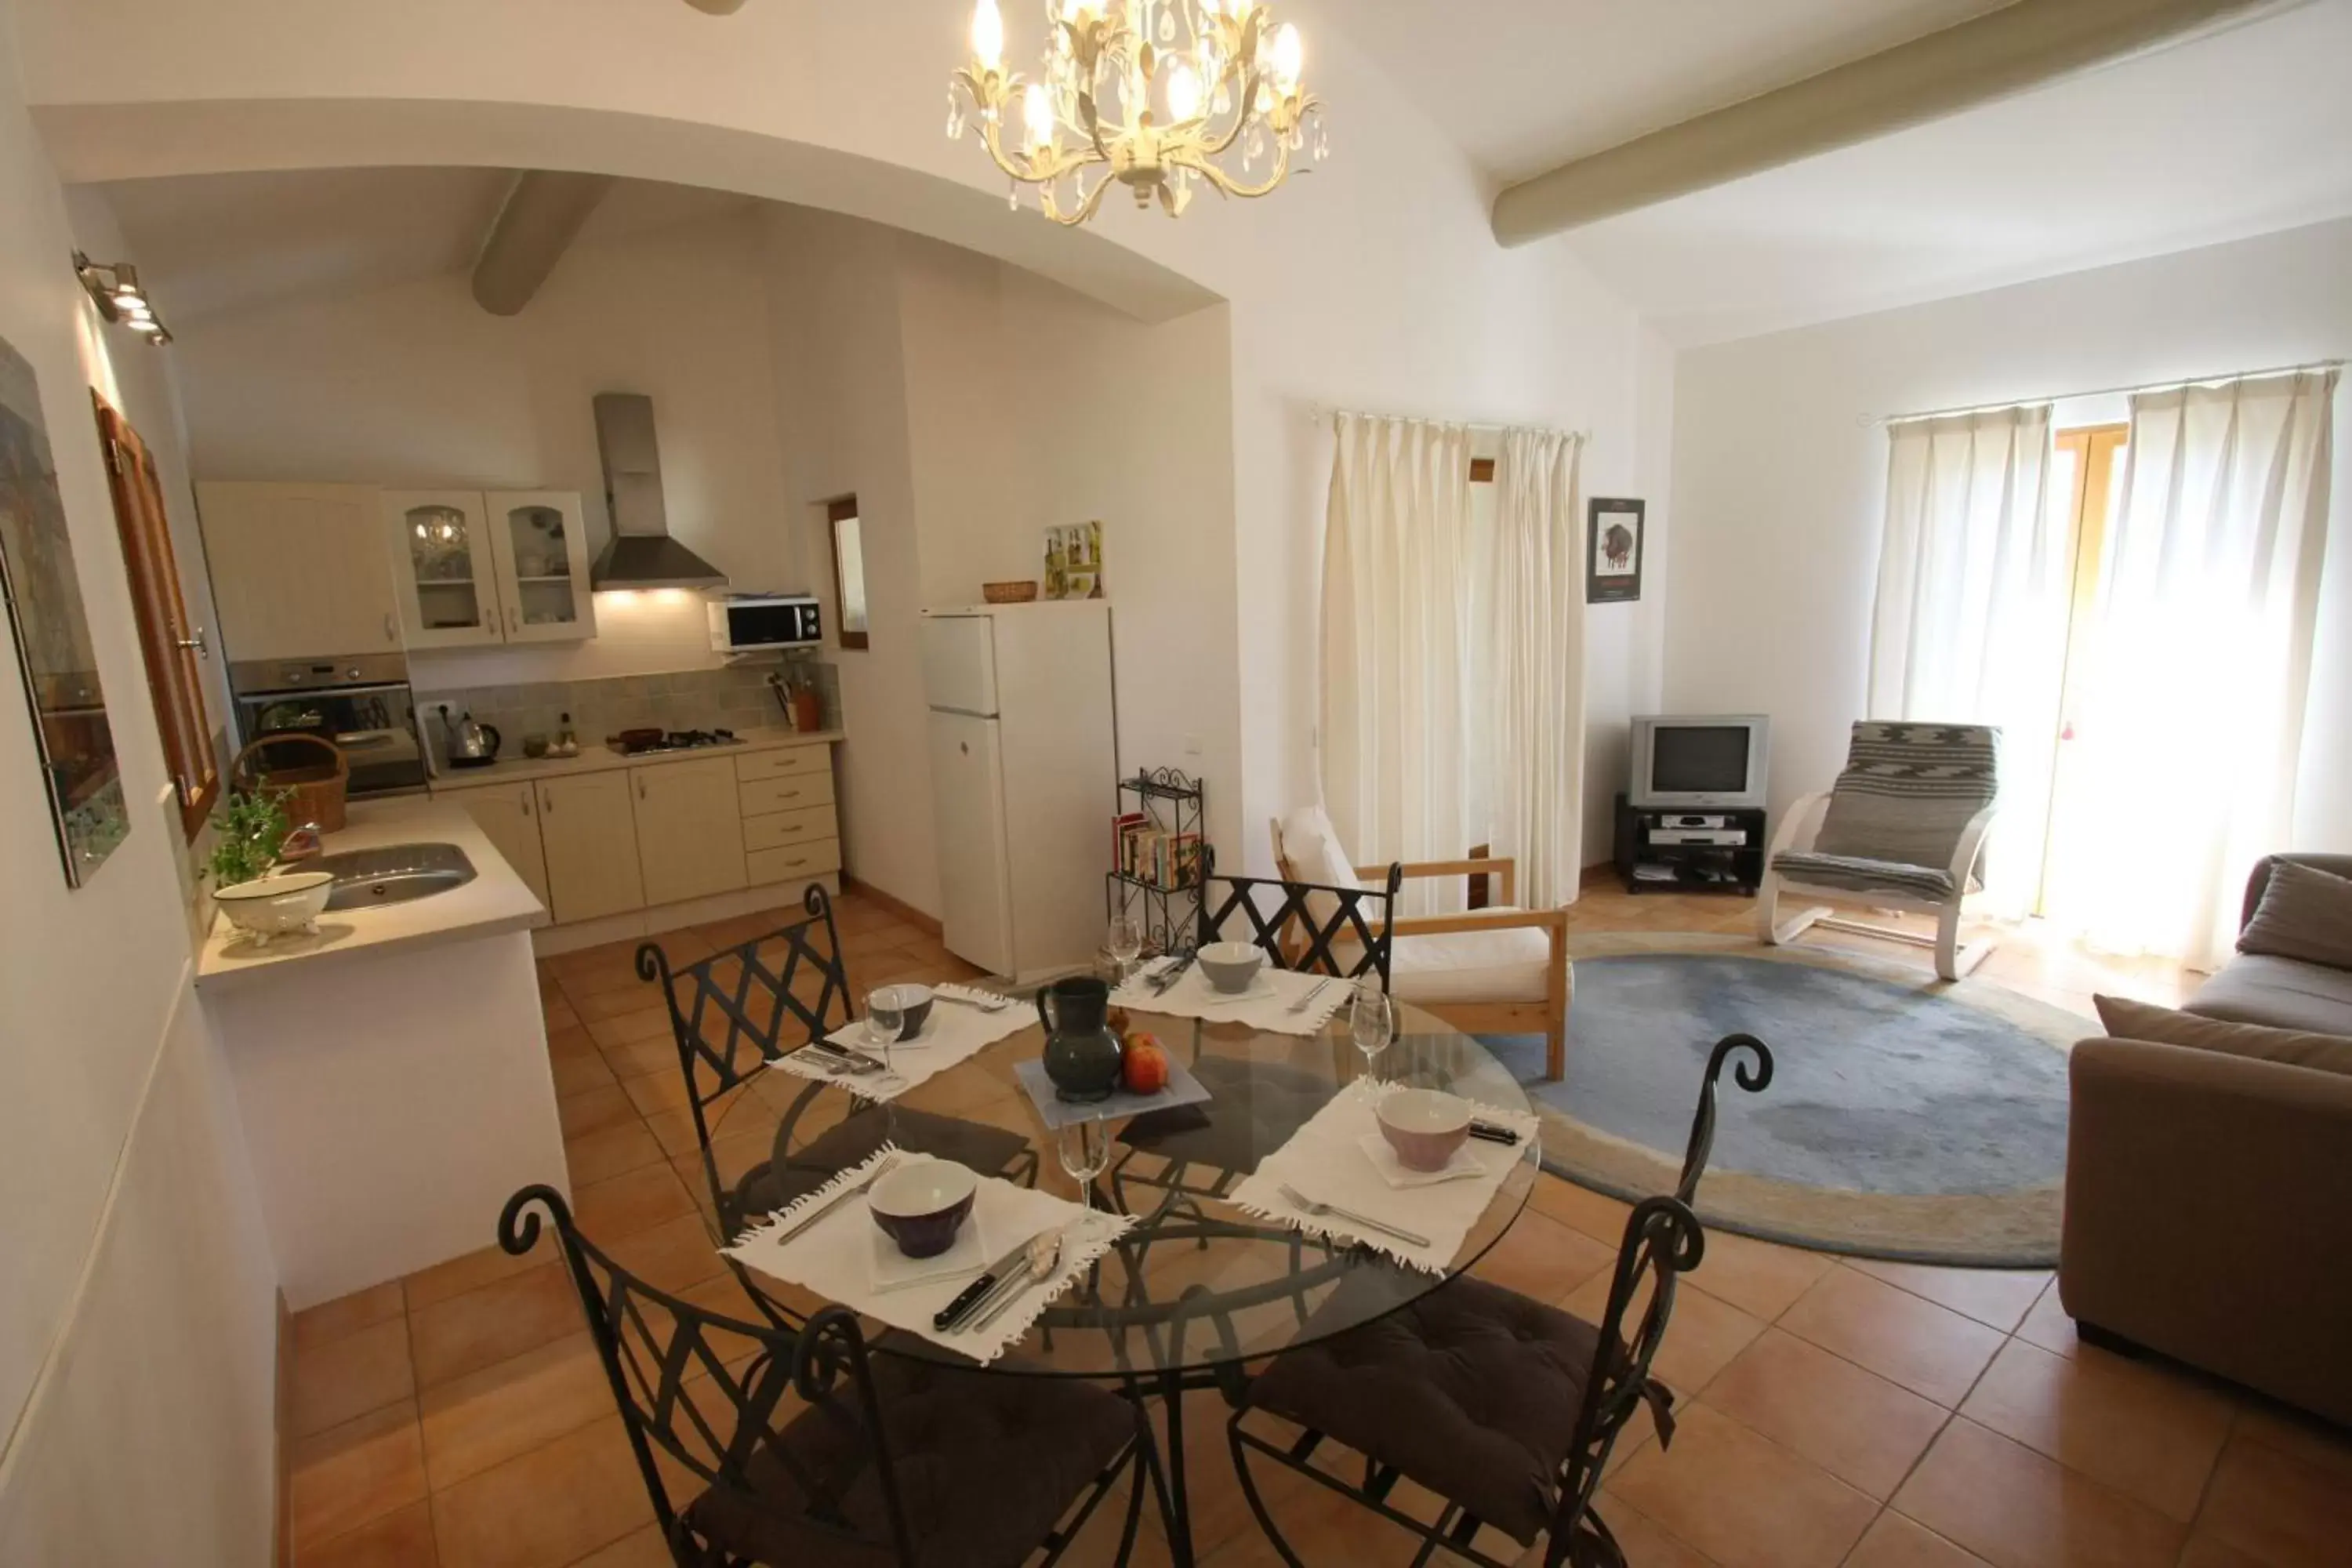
top-left (1468, 1120), bottom-right (1522, 1145)
top-left (800, 1042), bottom-right (887, 1076)
top-left (933, 1228), bottom-right (1054, 1330)
top-left (1148, 948), bottom-right (1197, 995)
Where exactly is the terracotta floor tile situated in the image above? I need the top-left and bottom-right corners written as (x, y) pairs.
top-left (408, 1262), bottom-right (583, 1389)
top-left (1778, 1267), bottom-right (2004, 1407)
top-left (1606, 1403), bottom-right (1878, 1568)
top-left (290, 1399), bottom-right (428, 1555)
top-left (2195, 1430), bottom-right (2352, 1568)
top-left (2173, 1537), bottom-right (2270, 1568)
top-left (641, 1105), bottom-right (706, 1160)
top-left (555, 1084), bottom-right (638, 1138)
top-left (548, 1050), bottom-right (615, 1098)
top-left (418, 1330), bottom-right (615, 1490)
top-left (617, 1067), bottom-right (692, 1119)
top-left (572, 1162), bottom-right (697, 1240)
top-left (1524, 1178), bottom-right (1635, 1246)
top-left (564, 1121), bottom-right (667, 1185)
top-left (292, 1316), bottom-right (417, 1438)
top-left (1469, 1208), bottom-right (1621, 1302)
top-left (2014, 1279), bottom-right (2080, 1360)
top-left (430, 1416), bottom-right (653, 1568)
top-left (1846, 1261), bottom-right (2050, 1334)
top-left (584, 1004), bottom-right (677, 1050)
top-left (294, 1279), bottom-right (407, 1352)
top-left (1957, 1339), bottom-right (2231, 1523)
top-left (567, 1524), bottom-right (676, 1568)
top-left (2227, 1402), bottom-right (2352, 1483)
top-left (1846, 1512), bottom-right (1992, 1568)
top-left (601, 1211), bottom-right (729, 1293)
top-left (302, 1497), bottom-right (439, 1568)
top-left (405, 1237), bottom-right (553, 1312)
top-left (1892, 1418), bottom-right (2185, 1568)
top-left (1559, 1268), bottom-right (1769, 1396)
top-left (1698, 1327), bottom-right (1948, 1499)
top-left (543, 1022), bottom-right (599, 1062)
top-left (600, 1036), bottom-right (681, 1082)
top-left (1589, 1497), bottom-right (1715, 1568)
top-left (1686, 1228), bottom-right (1835, 1323)
top-left (542, 996), bottom-right (581, 1031)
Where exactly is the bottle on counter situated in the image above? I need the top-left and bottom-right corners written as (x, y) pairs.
top-left (553, 712), bottom-right (579, 757)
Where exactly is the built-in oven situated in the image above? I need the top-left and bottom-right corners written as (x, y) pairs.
top-left (229, 652), bottom-right (428, 798)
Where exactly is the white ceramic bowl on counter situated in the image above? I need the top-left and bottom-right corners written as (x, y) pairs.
top-left (212, 870), bottom-right (335, 943)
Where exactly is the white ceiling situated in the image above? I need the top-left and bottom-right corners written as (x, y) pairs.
top-left (1314, 0), bottom-right (2015, 183)
top-left (98, 170), bottom-right (756, 323)
top-left (1555, 0), bottom-right (2352, 344)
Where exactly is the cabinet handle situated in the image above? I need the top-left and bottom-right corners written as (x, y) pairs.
top-left (383, 612), bottom-right (396, 643)
top-left (521, 793), bottom-right (532, 817)
top-left (637, 775), bottom-right (647, 800)
top-left (540, 786), bottom-right (553, 815)
top-left (174, 626), bottom-right (209, 659)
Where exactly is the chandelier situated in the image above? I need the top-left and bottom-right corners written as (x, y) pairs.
top-left (949, 0), bottom-right (1326, 226)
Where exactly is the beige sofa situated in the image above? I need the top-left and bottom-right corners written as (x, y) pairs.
top-left (2060, 853), bottom-right (2352, 1425)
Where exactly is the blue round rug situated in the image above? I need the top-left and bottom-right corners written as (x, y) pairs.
top-left (1481, 932), bottom-right (2084, 1266)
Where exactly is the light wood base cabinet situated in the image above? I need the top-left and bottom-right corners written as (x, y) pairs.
top-left (631, 756), bottom-right (748, 907)
top-left (443, 782), bottom-right (550, 910)
top-left (537, 772), bottom-right (646, 924)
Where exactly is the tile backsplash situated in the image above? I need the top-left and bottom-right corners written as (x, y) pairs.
top-left (416, 660), bottom-right (838, 760)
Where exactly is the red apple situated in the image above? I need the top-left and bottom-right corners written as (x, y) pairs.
top-left (1123, 1035), bottom-right (1169, 1095)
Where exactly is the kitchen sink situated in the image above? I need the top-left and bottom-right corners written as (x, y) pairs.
top-left (314, 841), bottom-right (477, 910)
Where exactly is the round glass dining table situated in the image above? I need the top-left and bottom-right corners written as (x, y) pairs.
top-left (695, 991), bottom-right (1539, 1566)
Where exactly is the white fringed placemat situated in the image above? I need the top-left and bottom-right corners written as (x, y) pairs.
top-left (1113, 959), bottom-right (1351, 1035)
top-left (768, 985), bottom-right (1028, 1102)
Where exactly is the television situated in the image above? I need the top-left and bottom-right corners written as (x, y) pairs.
top-left (1629, 715), bottom-right (1769, 811)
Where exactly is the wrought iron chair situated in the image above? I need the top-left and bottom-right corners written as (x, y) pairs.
top-left (1193, 843), bottom-right (1403, 989)
top-left (1225, 1034), bottom-right (1773, 1568)
top-left (499, 1185), bottom-right (1161, 1568)
top-left (640, 884), bottom-right (1036, 1245)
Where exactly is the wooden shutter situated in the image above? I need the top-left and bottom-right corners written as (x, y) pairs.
top-left (93, 394), bottom-right (219, 838)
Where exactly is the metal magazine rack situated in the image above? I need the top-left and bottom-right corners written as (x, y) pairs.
top-left (1105, 767), bottom-right (1205, 957)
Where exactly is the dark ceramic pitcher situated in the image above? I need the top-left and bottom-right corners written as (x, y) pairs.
top-left (1036, 976), bottom-right (1123, 1103)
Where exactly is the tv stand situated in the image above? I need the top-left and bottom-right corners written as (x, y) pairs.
top-left (1613, 793), bottom-right (1766, 895)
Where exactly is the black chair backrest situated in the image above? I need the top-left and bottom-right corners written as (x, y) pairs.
top-left (640, 881), bottom-right (851, 1115)
top-left (1195, 844), bottom-right (1403, 990)
top-left (1677, 1033), bottom-right (1773, 1205)
top-left (500, 1184), bottom-right (921, 1566)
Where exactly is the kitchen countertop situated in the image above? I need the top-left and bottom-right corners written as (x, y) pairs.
top-left (426, 727), bottom-right (843, 789)
top-left (194, 799), bottom-right (548, 993)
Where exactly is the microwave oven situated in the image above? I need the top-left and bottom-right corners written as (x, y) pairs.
top-left (710, 593), bottom-right (822, 652)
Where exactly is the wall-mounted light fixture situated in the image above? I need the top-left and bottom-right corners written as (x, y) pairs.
top-left (73, 252), bottom-right (172, 345)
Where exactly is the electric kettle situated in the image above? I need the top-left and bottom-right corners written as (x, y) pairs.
top-left (440, 705), bottom-right (502, 768)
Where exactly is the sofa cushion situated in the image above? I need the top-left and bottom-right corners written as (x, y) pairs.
top-left (1390, 918), bottom-right (1555, 1004)
top-left (2238, 859), bottom-right (2352, 972)
top-left (2093, 994), bottom-right (2352, 1078)
top-left (2183, 953), bottom-right (2352, 1036)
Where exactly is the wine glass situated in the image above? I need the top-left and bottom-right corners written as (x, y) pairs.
top-left (866, 986), bottom-right (905, 1073)
top-left (1350, 982), bottom-right (1393, 1083)
top-left (1106, 914), bottom-right (1143, 984)
top-left (1057, 1117), bottom-right (1112, 1213)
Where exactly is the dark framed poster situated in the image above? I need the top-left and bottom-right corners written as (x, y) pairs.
top-left (1586, 496), bottom-right (1644, 604)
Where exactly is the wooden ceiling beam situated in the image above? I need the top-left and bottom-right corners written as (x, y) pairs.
top-left (470, 170), bottom-right (615, 315)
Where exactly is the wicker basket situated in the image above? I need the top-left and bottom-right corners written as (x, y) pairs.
top-left (982, 580), bottom-right (1040, 604)
top-left (232, 731), bottom-right (350, 833)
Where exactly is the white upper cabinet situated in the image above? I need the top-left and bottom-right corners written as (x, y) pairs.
top-left (385, 491), bottom-right (499, 648)
top-left (196, 482), bottom-right (401, 661)
top-left (485, 491), bottom-right (597, 644)
top-left (385, 489), bottom-right (594, 646)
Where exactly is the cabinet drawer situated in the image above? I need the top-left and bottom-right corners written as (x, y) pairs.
top-left (736, 746), bottom-right (830, 784)
top-left (739, 769), bottom-right (834, 816)
top-left (742, 803), bottom-right (837, 854)
top-left (747, 838), bottom-right (842, 885)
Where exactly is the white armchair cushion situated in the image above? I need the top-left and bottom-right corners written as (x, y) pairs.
top-left (1385, 913), bottom-right (1554, 1005)
top-left (1279, 805), bottom-right (1367, 890)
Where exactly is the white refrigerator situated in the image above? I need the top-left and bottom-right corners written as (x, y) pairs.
top-left (922, 601), bottom-right (1116, 982)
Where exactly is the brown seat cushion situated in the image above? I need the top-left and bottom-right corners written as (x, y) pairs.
top-left (2092, 994), bottom-right (2352, 1078)
top-left (2183, 953), bottom-right (2352, 1036)
top-left (684, 1353), bottom-right (1135, 1568)
top-left (1245, 1272), bottom-right (1628, 1546)
top-left (2238, 859), bottom-right (2352, 972)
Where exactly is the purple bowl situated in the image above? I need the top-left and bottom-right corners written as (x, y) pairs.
top-left (868, 1160), bottom-right (978, 1258)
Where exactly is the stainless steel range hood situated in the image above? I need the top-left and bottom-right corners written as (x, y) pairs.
top-left (590, 392), bottom-right (729, 591)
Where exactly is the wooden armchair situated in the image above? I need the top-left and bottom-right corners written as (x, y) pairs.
top-left (1272, 808), bottom-right (1571, 1080)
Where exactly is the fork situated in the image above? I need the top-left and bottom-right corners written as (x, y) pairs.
top-left (935, 989), bottom-right (1013, 1014)
top-left (771, 1154), bottom-right (902, 1244)
top-left (1277, 1182), bottom-right (1432, 1249)
top-left (1287, 977), bottom-right (1335, 1014)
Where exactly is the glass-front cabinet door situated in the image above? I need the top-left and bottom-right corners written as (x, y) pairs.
top-left (485, 491), bottom-right (596, 644)
top-left (384, 490), bottom-right (498, 647)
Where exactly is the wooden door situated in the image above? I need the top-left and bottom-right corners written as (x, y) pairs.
top-left (195, 482), bottom-right (397, 660)
top-left (631, 757), bottom-right (748, 908)
top-left (95, 397), bottom-right (219, 837)
top-left (447, 781), bottom-right (551, 910)
top-left (384, 490), bottom-right (501, 647)
top-left (485, 491), bottom-right (597, 643)
top-left (537, 771), bottom-right (646, 923)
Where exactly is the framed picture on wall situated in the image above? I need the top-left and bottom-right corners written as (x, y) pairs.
top-left (1586, 497), bottom-right (1644, 604)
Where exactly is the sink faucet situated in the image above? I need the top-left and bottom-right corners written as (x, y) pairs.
top-left (277, 822), bottom-right (325, 865)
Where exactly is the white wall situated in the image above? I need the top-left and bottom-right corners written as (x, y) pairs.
top-left (0, 5), bottom-right (277, 1558)
top-left (1663, 218), bottom-right (2352, 851)
top-left (171, 209), bottom-right (804, 688)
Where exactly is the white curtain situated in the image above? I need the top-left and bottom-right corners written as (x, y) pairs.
top-left (2050, 369), bottom-right (2339, 967)
top-left (1319, 415), bottom-right (1475, 913)
top-left (1488, 428), bottom-right (1587, 908)
top-left (1865, 404), bottom-right (2066, 919)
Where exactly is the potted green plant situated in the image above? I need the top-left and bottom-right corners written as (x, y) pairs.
top-left (208, 786), bottom-right (293, 890)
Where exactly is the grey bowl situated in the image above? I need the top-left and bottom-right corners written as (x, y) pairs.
top-left (1196, 942), bottom-right (1265, 994)
top-left (875, 982), bottom-right (935, 1041)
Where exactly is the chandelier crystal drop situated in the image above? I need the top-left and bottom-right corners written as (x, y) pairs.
top-left (949, 0), bottom-right (1327, 226)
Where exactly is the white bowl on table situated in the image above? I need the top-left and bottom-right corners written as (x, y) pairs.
top-left (212, 870), bottom-right (336, 943)
top-left (1196, 942), bottom-right (1266, 993)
